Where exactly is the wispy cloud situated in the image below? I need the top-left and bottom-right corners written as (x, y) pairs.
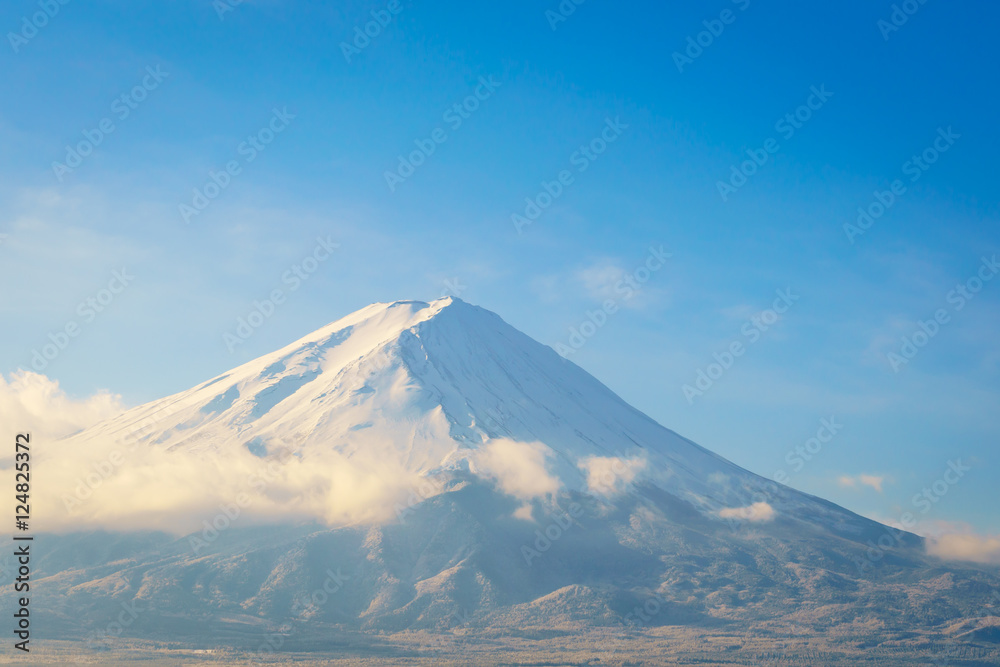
top-left (837, 474), bottom-right (886, 493)
top-left (922, 521), bottom-right (1000, 565)
top-left (530, 254), bottom-right (669, 310)
top-left (575, 257), bottom-right (666, 310)
top-left (473, 438), bottom-right (561, 500)
top-left (718, 501), bottom-right (775, 522)
top-left (578, 454), bottom-right (646, 496)
top-left (576, 259), bottom-right (627, 303)
top-left (0, 371), bottom-right (125, 446)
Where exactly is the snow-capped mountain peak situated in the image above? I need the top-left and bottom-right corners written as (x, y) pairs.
top-left (40, 299), bottom-right (853, 533)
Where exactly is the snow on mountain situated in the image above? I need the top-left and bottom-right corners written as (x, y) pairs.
top-left (36, 297), bottom-right (870, 534)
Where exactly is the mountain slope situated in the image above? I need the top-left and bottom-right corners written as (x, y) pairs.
top-left (41, 297), bottom-right (889, 535)
top-left (10, 298), bottom-right (999, 662)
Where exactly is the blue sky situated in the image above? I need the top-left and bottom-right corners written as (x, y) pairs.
top-left (1, 0), bottom-right (998, 537)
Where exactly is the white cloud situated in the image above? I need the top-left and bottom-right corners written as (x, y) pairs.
top-left (579, 455), bottom-right (646, 496)
top-left (917, 520), bottom-right (1000, 565)
top-left (26, 425), bottom-right (445, 533)
top-left (576, 260), bottom-right (625, 304)
top-left (837, 474), bottom-right (886, 492)
top-left (718, 501), bottom-right (776, 522)
top-left (0, 371), bottom-right (125, 445)
top-left (532, 254), bottom-right (668, 312)
top-left (0, 379), bottom-right (559, 533)
top-left (472, 438), bottom-right (561, 500)
top-left (707, 472), bottom-right (730, 485)
top-left (0, 374), bottom-right (445, 533)
top-left (926, 531), bottom-right (1000, 565)
top-left (512, 504), bottom-right (534, 521)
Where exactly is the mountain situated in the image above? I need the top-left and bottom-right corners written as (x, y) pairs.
top-left (49, 296), bottom-right (872, 532)
top-left (9, 298), bottom-right (1000, 665)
